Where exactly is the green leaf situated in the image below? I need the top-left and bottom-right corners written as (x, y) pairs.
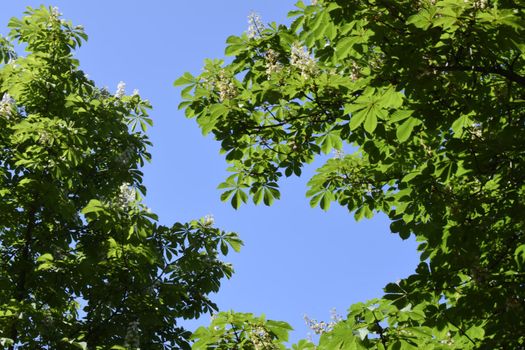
top-left (390, 110), bottom-right (414, 123)
top-left (263, 188), bottom-right (275, 206)
top-left (355, 327), bottom-right (368, 341)
top-left (320, 192), bottom-right (333, 211)
top-left (349, 107), bottom-right (368, 130)
top-left (220, 189), bottom-right (234, 202)
top-left (354, 206), bottom-right (365, 221)
top-left (37, 253), bottom-right (54, 262)
top-left (451, 114), bottom-right (472, 137)
top-left (231, 189), bottom-right (248, 209)
top-left (174, 72), bottom-right (196, 86)
top-left (225, 234), bottom-right (243, 252)
top-left (406, 8), bottom-right (435, 29)
top-left (220, 241), bottom-right (229, 255)
top-left (266, 320), bottom-right (293, 342)
top-left (319, 133), bottom-right (342, 154)
top-left (363, 111), bottom-right (377, 133)
top-left (396, 118), bottom-right (421, 143)
top-left (514, 244), bottom-right (525, 270)
top-left (253, 188), bottom-right (264, 205)
top-left (81, 200), bottom-right (103, 214)
top-left (71, 342), bottom-right (88, 350)
top-left (225, 43), bottom-right (245, 56)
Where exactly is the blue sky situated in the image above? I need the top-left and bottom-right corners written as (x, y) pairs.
top-left (1, 1), bottom-right (420, 343)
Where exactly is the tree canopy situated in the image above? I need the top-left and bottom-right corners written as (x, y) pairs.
top-left (0, 6), bottom-right (241, 349)
top-left (178, 0), bottom-right (525, 348)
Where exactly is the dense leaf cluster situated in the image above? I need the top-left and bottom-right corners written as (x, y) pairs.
top-left (0, 6), bottom-right (241, 349)
top-left (178, 0), bottom-right (525, 348)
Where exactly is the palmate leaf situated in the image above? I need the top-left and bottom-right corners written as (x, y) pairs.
top-left (347, 91), bottom-right (388, 133)
top-left (318, 322), bottom-right (366, 350)
top-left (406, 8), bottom-right (436, 30)
top-left (231, 189), bottom-right (248, 209)
top-left (317, 132), bottom-right (343, 154)
top-left (225, 35), bottom-right (248, 56)
top-left (224, 233), bottom-right (243, 253)
top-left (450, 113), bottom-right (473, 137)
top-left (252, 184), bottom-right (280, 206)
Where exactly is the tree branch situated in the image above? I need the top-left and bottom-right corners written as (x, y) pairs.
top-left (431, 64), bottom-right (525, 87)
top-left (8, 205), bottom-right (37, 350)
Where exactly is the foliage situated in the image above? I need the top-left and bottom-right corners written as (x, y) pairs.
top-left (178, 0), bottom-right (525, 348)
top-left (191, 311), bottom-right (293, 350)
top-left (0, 6), bottom-right (241, 349)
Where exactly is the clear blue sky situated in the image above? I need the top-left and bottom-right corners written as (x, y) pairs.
top-left (1, 1), bottom-right (419, 344)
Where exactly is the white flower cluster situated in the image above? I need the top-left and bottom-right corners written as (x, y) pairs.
top-left (203, 214), bottom-right (214, 226)
top-left (0, 93), bottom-right (15, 119)
top-left (51, 6), bottom-right (62, 18)
top-left (250, 326), bottom-right (278, 350)
top-left (311, 0), bottom-right (318, 5)
top-left (38, 131), bottom-right (52, 146)
top-left (465, 0), bottom-right (488, 9)
top-left (304, 309), bottom-right (342, 336)
top-left (247, 12), bottom-right (264, 39)
top-left (424, 0), bottom-right (489, 10)
top-left (470, 122), bottom-right (482, 139)
top-left (117, 183), bottom-right (136, 209)
top-left (417, 0), bottom-right (436, 8)
top-left (115, 81), bottom-right (126, 98)
top-left (265, 49), bottom-right (282, 78)
top-left (333, 149), bottom-right (345, 159)
top-left (216, 71), bottom-right (237, 102)
top-left (290, 43), bottom-right (318, 78)
top-left (350, 61), bottom-right (360, 81)
top-left (124, 320), bottom-right (141, 349)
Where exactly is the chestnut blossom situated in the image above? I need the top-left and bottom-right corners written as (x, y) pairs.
top-left (304, 308), bottom-right (342, 336)
top-left (0, 93), bottom-right (15, 119)
top-left (216, 71), bottom-right (237, 102)
top-left (117, 183), bottom-right (136, 209)
top-left (265, 49), bottom-right (281, 78)
top-left (203, 214), bottom-right (214, 226)
top-left (250, 326), bottom-right (278, 350)
top-left (115, 81), bottom-right (126, 98)
top-left (38, 131), bottom-right (52, 146)
top-left (290, 42), bottom-right (318, 78)
top-left (124, 320), bottom-right (141, 349)
top-left (350, 61), bottom-right (360, 81)
top-left (51, 6), bottom-right (61, 17)
top-left (247, 12), bottom-right (264, 39)
top-left (333, 149), bottom-right (345, 159)
top-left (475, 0), bottom-right (488, 9)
